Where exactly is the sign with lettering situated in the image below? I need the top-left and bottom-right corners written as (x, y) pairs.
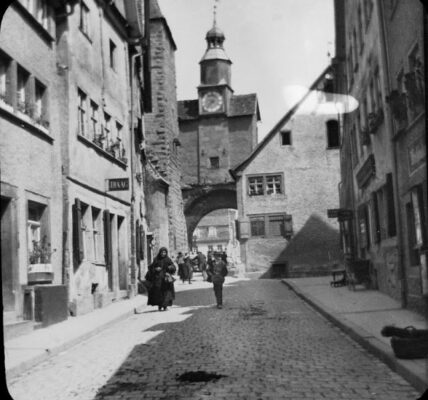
top-left (328, 209), bottom-right (353, 220)
top-left (108, 178), bottom-right (129, 191)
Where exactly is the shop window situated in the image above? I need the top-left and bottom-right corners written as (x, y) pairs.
top-left (77, 88), bottom-right (88, 137)
top-left (280, 130), bottom-right (292, 146)
top-left (27, 200), bottom-right (50, 264)
top-left (0, 52), bottom-right (11, 105)
top-left (248, 176), bottom-right (264, 196)
top-left (326, 120), bottom-right (340, 148)
top-left (79, 0), bottom-right (90, 38)
top-left (209, 156), bottom-right (219, 169)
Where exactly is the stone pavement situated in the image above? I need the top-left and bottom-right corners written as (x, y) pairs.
top-left (4, 293), bottom-right (148, 379)
top-left (5, 275), bottom-right (424, 400)
top-left (282, 276), bottom-right (428, 393)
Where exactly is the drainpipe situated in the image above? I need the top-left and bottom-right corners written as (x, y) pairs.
top-left (377, 0), bottom-right (407, 307)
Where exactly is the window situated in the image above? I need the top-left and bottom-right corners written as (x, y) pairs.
top-left (280, 130), bottom-right (292, 146)
top-left (209, 157), bottom-right (219, 169)
top-left (249, 214), bottom-right (292, 238)
top-left (248, 175), bottom-right (284, 196)
top-left (17, 66), bottom-right (30, 114)
top-left (0, 52), bottom-right (11, 104)
top-left (89, 101), bottom-right (99, 140)
top-left (406, 202), bottom-right (419, 266)
top-left (268, 215), bottom-right (284, 236)
top-left (266, 175), bottom-right (282, 194)
top-left (77, 89), bottom-right (87, 137)
top-left (326, 120), bottom-right (340, 148)
top-left (27, 200), bottom-right (50, 263)
top-left (34, 80), bottom-right (48, 126)
top-left (248, 176), bottom-right (264, 196)
top-left (79, 0), bottom-right (90, 37)
top-left (411, 185), bottom-right (426, 247)
top-left (208, 226), bottom-right (217, 237)
top-left (104, 112), bottom-right (111, 144)
top-left (217, 245), bottom-right (223, 252)
top-left (406, 44), bottom-right (424, 113)
top-left (250, 216), bottom-right (265, 237)
top-left (35, 0), bottom-right (49, 30)
top-left (371, 192), bottom-right (381, 243)
top-left (208, 245), bottom-right (214, 252)
top-left (109, 40), bottom-right (117, 70)
top-left (358, 204), bottom-right (371, 251)
top-left (91, 207), bottom-right (104, 263)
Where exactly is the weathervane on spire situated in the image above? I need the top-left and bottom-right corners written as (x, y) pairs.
top-left (213, 0), bottom-right (219, 27)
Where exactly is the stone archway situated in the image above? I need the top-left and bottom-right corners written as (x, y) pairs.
top-left (182, 183), bottom-right (237, 246)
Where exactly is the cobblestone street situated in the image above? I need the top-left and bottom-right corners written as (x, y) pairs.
top-left (7, 277), bottom-right (421, 400)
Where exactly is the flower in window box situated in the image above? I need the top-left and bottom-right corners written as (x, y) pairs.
top-left (93, 133), bottom-right (106, 148)
top-left (29, 237), bottom-right (56, 264)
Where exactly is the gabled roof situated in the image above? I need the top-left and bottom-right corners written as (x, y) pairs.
top-left (230, 66), bottom-right (332, 178)
top-left (177, 94), bottom-right (261, 121)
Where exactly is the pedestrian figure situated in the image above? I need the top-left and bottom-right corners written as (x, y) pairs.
top-left (176, 252), bottom-right (186, 283)
top-left (183, 254), bottom-right (193, 284)
top-left (207, 253), bottom-right (228, 309)
top-left (145, 247), bottom-right (176, 311)
top-left (197, 251), bottom-right (208, 281)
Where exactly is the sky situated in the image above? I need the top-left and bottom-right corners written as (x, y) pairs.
top-left (158, 0), bottom-right (335, 141)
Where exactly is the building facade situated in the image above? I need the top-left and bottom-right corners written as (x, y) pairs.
top-left (333, 0), bottom-right (426, 313)
top-left (231, 69), bottom-right (343, 277)
top-left (0, 0), bottom-right (64, 323)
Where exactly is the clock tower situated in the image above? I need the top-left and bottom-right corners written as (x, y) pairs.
top-left (198, 21), bottom-right (233, 115)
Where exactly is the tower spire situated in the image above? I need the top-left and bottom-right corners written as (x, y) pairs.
top-left (213, 0), bottom-right (218, 27)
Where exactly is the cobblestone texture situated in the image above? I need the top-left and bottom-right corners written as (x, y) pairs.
top-left (6, 278), bottom-right (421, 400)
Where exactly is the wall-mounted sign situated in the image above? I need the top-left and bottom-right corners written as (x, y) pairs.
top-left (327, 209), bottom-right (353, 220)
top-left (108, 178), bottom-right (129, 191)
top-left (408, 135), bottom-right (426, 173)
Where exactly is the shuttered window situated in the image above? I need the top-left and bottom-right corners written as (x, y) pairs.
top-left (250, 217), bottom-right (265, 237)
top-left (0, 52), bottom-right (11, 105)
top-left (269, 215), bottom-right (284, 236)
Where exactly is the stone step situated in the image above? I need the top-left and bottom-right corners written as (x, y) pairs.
top-left (3, 320), bottom-right (42, 342)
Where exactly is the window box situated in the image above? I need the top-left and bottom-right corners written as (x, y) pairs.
top-left (368, 108), bottom-right (384, 134)
top-left (28, 263), bottom-right (53, 284)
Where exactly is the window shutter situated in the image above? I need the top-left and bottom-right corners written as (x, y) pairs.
top-left (371, 192), bottom-right (381, 243)
top-left (136, 220), bottom-right (140, 263)
top-left (284, 215), bottom-right (293, 238)
top-left (103, 209), bottom-right (112, 268)
top-left (235, 219), bottom-right (240, 240)
top-left (386, 173), bottom-right (396, 237)
top-left (73, 198), bottom-right (84, 264)
top-left (139, 225), bottom-right (145, 259)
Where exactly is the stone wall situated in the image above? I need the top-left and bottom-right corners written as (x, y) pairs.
top-left (144, 7), bottom-right (188, 253)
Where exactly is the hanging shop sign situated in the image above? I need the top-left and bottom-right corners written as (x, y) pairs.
top-left (327, 209), bottom-right (353, 220)
top-left (107, 178), bottom-right (129, 191)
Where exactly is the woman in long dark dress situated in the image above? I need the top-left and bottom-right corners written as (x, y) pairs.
top-left (145, 247), bottom-right (176, 311)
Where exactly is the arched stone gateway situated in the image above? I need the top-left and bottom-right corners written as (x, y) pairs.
top-left (183, 183), bottom-right (237, 245)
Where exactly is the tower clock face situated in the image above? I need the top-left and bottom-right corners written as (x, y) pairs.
top-left (201, 91), bottom-right (223, 113)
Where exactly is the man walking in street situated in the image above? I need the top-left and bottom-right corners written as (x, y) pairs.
top-left (207, 253), bottom-right (228, 309)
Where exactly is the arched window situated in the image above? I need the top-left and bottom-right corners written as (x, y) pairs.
top-left (326, 120), bottom-right (340, 148)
